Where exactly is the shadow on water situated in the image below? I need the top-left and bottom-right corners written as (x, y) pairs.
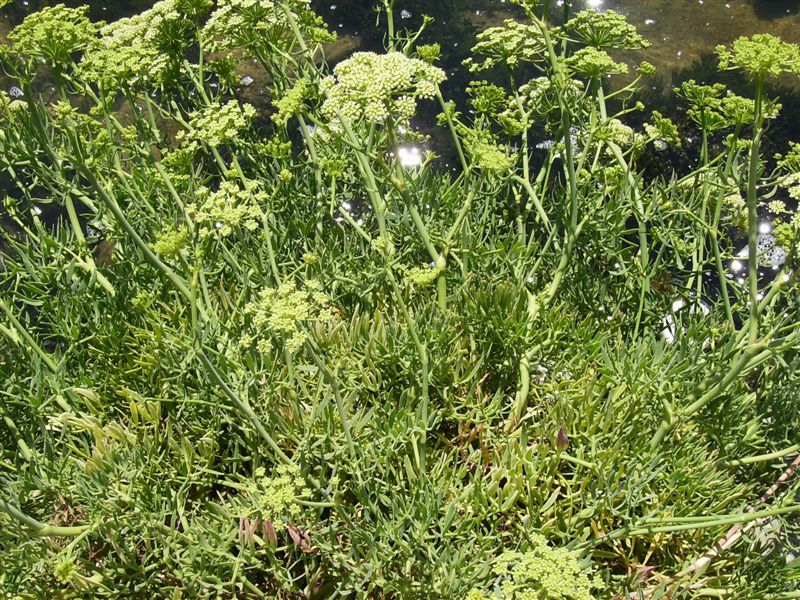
top-left (748, 0), bottom-right (800, 20)
top-left (1, 0), bottom-right (154, 22)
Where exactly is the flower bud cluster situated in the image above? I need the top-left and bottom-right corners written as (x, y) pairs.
top-left (152, 226), bottom-right (189, 258)
top-left (403, 263), bottom-right (444, 288)
top-left (564, 9), bottom-right (649, 50)
top-left (416, 43), bottom-right (441, 65)
top-left (203, 0), bottom-right (333, 54)
top-left (517, 77), bottom-right (585, 125)
top-left (464, 20), bottom-right (546, 73)
top-left (319, 51), bottom-right (445, 124)
top-left (567, 47), bottom-right (628, 79)
top-left (465, 133), bottom-right (517, 172)
top-left (191, 179), bottom-right (265, 238)
top-left (244, 280), bottom-right (330, 353)
top-left (180, 100), bottom-right (256, 147)
top-left (644, 111), bottom-right (681, 148)
top-left (78, 0), bottom-right (187, 89)
top-left (723, 189), bottom-right (748, 230)
top-left (244, 464), bottom-right (310, 531)
top-left (8, 4), bottom-right (100, 68)
top-left (596, 118), bottom-right (635, 147)
top-left (466, 534), bottom-right (595, 600)
top-left (717, 33), bottom-right (800, 80)
top-left (272, 79), bottom-right (311, 126)
top-left (466, 81), bottom-right (508, 115)
top-left (782, 172), bottom-right (800, 202)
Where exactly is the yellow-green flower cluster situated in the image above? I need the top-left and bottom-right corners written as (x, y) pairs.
top-left (202, 0), bottom-right (333, 54)
top-left (464, 20), bottom-right (547, 73)
top-left (638, 61), bottom-right (656, 76)
top-left (468, 534), bottom-right (595, 600)
top-left (152, 226), bottom-right (189, 258)
top-left (596, 118), bottom-right (635, 147)
top-left (512, 77), bottom-right (586, 131)
top-left (716, 34), bottom-right (800, 80)
top-left (719, 94), bottom-right (757, 126)
top-left (160, 143), bottom-right (200, 188)
top-left (244, 280), bottom-right (330, 353)
top-left (776, 142), bottom-right (800, 173)
top-left (78, 0), bottom-right (188, 89)
top-left (465, 134), bottom-right (517, 172)
top-left (567, 47), bottom-right (628, 79)
top-left (257, 137), bottom-right (293, 161)
top-left (644, 111), bottom-right (681, 147)
top-left (723, 188), bottom-right (748, 229)
top-left (771, 145), bottom-right (800, 241)
top-left (416, 43), bottom-right (441, 65)
top-left (781, 172), bottom-right (800, 202)
top-left (467, 81), bottom-right (508, 115)
top-left (191, 180), bottom-right (265, 238)
top-left (53, 557), bottom-right (78, 585)
top-left (319, 52), bottom-right (445, 123)
top-left (404, 263), bottom-right (444, 288)
top-left (564, 9), bottom-right (649, 50)
top-left (180, 100), bottom-right (256, 147)
top-left (272, 78), bottom-right (311, 126)
top-left (768, 200), bottom-right (788, 215)
top-left (8, 4), bottom-right (101, 68)
top-left (678, 80), bottom-right (780, 132)
top-left (516, 77), bottom-right (562, 116)
top-left (248, 464), bottom-right (310, 530)
top-left (52, 100), bottom-right (78, 122)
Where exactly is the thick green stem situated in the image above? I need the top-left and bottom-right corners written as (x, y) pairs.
top-left (649, 342), bottom-right (768, 448)
top-left (588, 503), bottom-right (800, 546)
top-left (512, 175), bottom-right (552, 235)
top-left (305, 341), bottom-right (357, 458)
top-left (0, 297), bottom-right (58, 372)
top-left (725, 444), bottom-right (800, 468)
top-left (710, 124), bottom-right (743, 327)
top-left (197, 349), bottom-right (292, 466)
top-left (0, 499), bottom-right (89, 537)
top-left (436, 90), bottom-right (469, 174)
top-left (746, 78), bottom-right (765, 344)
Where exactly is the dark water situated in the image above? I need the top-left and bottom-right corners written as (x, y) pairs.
top-left (3, 1), bottom-right (800, 80)
top-left (3, 0), bottom-right (800, 141)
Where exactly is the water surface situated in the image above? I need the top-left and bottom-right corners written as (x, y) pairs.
top-left (3, 1), bottom-right (800, 81)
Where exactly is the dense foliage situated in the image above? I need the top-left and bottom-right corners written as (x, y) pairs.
top-left (1, 0), bottom-right (799, 597)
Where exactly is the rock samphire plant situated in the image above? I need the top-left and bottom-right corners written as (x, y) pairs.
top-left (1, 0), bottom-right (800, 597)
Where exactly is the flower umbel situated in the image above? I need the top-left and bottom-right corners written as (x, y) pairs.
top-left (8, 4), bottom-right (101, 68)
top-left (467, 534), bottom-right (595, 600)
top-left (644, 111), bottom-right (681, 148)
top-left (564, 9), bottom-right (649, 50)
top-left (272, 78), bottom-right (311, 126)
top-left (320, 51), bottom-right (445, 123)
top-left (567, 47), bottom-right (629, 79)
top-left (464, 20), bottom-right (547, 73)
top-left (180, 100), bottom-right (256, 147)
top-left (716, 34), bottom-right (800, 80)
top-left (244, 280), bottom-right (330, 353)
top-left (244, 464), bottom-right (310, 531)
top-left (78, 0), bottom-right (198, 89)
top-left (202, 0), bottom-right (333, 54)
top-left (190, 179), bottom-right (266, 238)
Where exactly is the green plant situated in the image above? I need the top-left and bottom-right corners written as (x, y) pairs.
top-left (0, 1), bottom-right (799, 598)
